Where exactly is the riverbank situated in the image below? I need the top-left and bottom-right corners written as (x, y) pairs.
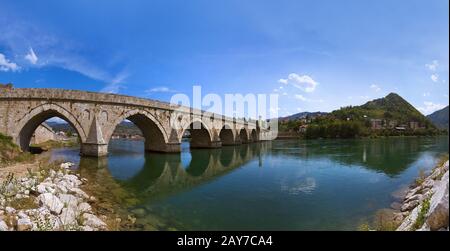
top-left (367, 155), bottom-right (449, 231)
top-left (395, 156), bottom-right (449, 231)
top-left (0, 161), bottom-right (109, 231)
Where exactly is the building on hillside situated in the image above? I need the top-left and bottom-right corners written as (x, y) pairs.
top-left (298, 124), bottom-right (308, 133)
top-left (395, 125), bottom-right (407, 131)
top-left (409, 121), bottom-right (420, 130)
top-left (388, 120), bottom-right (397, 129)
top-left (370, 119), bottom-right (383, 130)
top-left (30, 123), bottom-right (56, 144)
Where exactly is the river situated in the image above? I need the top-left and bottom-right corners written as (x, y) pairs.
top-left (45, 136), bottom-right (448, 230)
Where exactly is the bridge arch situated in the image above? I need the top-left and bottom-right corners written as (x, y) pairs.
top-left (181, 119), bottom-right (217, 149)
top-left (107, 109), bottom-right (170, 152)
top-left (219, 124), bottom-right (236, 145)
top-left (239, 128), bottom-right (249, 144)
top-left (251, 129), bottom-right (258, 142)
top-left (15, 103), bottom-right (86, 152)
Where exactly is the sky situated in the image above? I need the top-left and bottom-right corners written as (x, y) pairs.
top-left (0, 0), bottom-right (449, 118)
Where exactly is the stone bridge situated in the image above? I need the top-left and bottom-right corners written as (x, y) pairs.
top-left (0, 87), bottom-right (274, 157)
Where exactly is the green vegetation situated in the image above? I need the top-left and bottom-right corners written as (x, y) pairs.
top-left (0, 133), bottom-right (34, 167)
top-left (279, 93), bottom-right (442, 139)
top-left (412, 196), bottom-right (431, 231)
top-left (427, 106), bottom-right (449, 130)
top-left (30, 138), bottom-right (79, 150)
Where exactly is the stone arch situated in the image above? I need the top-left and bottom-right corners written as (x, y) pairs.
top-left (107, 109), bottom-right (170, 152)
top-left (219, 124), bottom-right (235, 145)
top-left (181, 119), bottom-right (215, 148)
top-left (239, 128), bottom-right (249, 144)
top-left (251, 129), bottom-right (258, 142)
top-left (15, 103), bottom-right (86, 152)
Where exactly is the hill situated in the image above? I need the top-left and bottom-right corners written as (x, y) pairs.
top-left (332, 93), bottom-right (434, 127)
top-left (279, 111), bottom-right (328, 121)
top-left (47, 121), bottom-right (142, 137)
top-left (427, 106), bottom-right (449, 130)
top-left (305, 93), bottom-right (439, 139)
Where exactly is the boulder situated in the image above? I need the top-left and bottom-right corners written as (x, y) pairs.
top-left (82, 213), bottom-right (107, 230)
top-left (59, 207), bottom-right (77, 226)
top-left (38, 193), bottom-right (64, 215)
top-left (0, 220), bottom-right (8, 231)
top-left (77, 202), bottom-right (92, 214)
top-left (17, 218), bottom-right (33, 231)
top-left (426, 171), bottom-right (449, 231)
top-left (401, 200), bottom-right (419, 212)
top-left (58, 194), bottom-right (81, 210)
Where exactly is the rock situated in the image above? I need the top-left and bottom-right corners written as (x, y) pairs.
top-left (0, 220), bottom-right (8, 231)
top-left (17, 218), bottom-right (33, 231)
top-left (422, 179), bottom-right (434, 189)
top-left (405, 186), bottom-right (422, 200)
top-left (62, 174), bottom-right (82, 187)
top-left (36, 182), bottom-right (56, 194)
top-left (426, 171), bottom-right (449, 231)
top-left (38, 193), bottom-right (64, 215)
top-left (60, 162), bottom-right (74, 169)
top-left (82, 213), bottom-right (107, 230)
top-left (68, 187), bottom-right (89, 199)
top-left (77, 202), bottom-right (92, 213)
top-left (404, 194), bottom-right (422, 204)
top-left (17, 211), bottom-right (28, 219)
top-left (82, 225), bottom-right (94, 231)
top-left (60, 207), bottom-right (77, 226)
top-left (5, 207), bottom-right (16, 214)
top-left (58, 194), bottom-right (81, 210)
top-left (397, 205), bottom-right (420, 231)
top-left (401, 200), bottom-right (420, 212)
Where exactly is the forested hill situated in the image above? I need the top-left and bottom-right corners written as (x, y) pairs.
top-left (332, 93), bottom-right (434, 127)
top-left (427, 106), bottom-right (449, 130)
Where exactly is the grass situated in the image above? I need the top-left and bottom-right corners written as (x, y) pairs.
top-left (0, 133), bottom-right (35, 167)
top-left (415, 168), bottom-right (427, 186)
top-left (411, 196), bottom-right (431, 231)
top-left (30, 139), bottom-right (79, 150)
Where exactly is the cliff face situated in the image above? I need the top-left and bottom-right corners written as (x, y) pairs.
top-left (396, 160), bottom-right (449, 231)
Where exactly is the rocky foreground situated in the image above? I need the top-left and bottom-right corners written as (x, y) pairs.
top-left (0, 162), bottom-right (108, 231)
top-left (396, 160), bottom-right (449, 231)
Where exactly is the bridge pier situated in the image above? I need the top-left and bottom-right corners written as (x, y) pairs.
top-left (145, 142), bottom-right (181, 153)
top-left (190, 140), bottom-right (222, 149)
top-left (81, 143), bottom-right (108, 157)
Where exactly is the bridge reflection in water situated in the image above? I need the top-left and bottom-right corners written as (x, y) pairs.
top-left (76, 141), bottom-right (272, 205)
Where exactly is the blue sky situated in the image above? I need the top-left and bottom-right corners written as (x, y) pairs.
top-left (0, 0), bottom-right (448, 117)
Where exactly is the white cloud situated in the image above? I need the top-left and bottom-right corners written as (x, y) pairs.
top-left (146, 86), bottom-right (176, 93)
top-left (278, 73), bottom-right (318, 92)
top-left (24, 47), bottom-right (38, 64)
top-left (418, 101), bottom-right (446, 115)
top-left (425, 60), bottom-right (439, 71)
top-left (370, 84), bottom-right (381, 92)
top-left (294, 94), bottom-right (324, 103)
top-left (100, 71), bottom-right (129, 94)
top-left (0, 53), bottom-right (20, 72)
top-left (431, 74), bottom-right (439, 82)
top-left (0, 18), bottom-right (128, 88)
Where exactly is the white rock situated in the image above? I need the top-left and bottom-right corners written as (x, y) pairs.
top-left (0, 220), bottom-right (8, 231)
top-left (63, 174), bottom-right (82, 187)
top-left (401, 200), bottom-right (420, 212)
top-left (5, 207), bottom-right (16, 214)
top-left (58, 194), bottom-right (81, 210)
top-left (397, 205), bottom-right (420, 231)
top-left (68, 187), bottom-right (89, 199)
top-left (17, 211), bottom-right (28, 219)
top-left (77, 202), bottom-right (92, 213)
top-left (426, 171), bottom-right (449, 231)
top-left (82, 213), bottom-right (107, 230)
top-left (60, 207), bottom-right (77, 226)
top-left (17, 218), bottom-right (33, 231)
top-left (38, 193), bottom-right (64, 215)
